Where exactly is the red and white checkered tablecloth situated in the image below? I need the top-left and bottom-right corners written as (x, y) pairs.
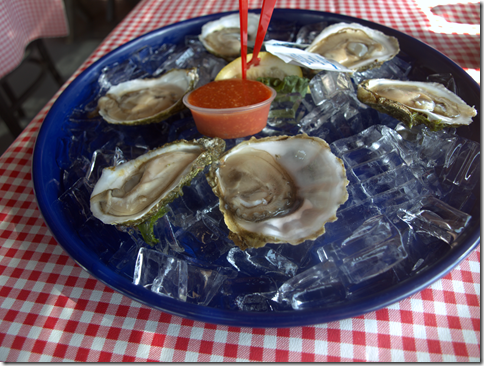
top-left (0, 0), bottom-right (480, 362)
top-left (0, 0), bottom-right (69, 79)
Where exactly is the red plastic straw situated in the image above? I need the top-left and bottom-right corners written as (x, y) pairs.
top-left (247, 0), bottom-right (277, 68)
top-left (239, 0), bottom-right (248, 79)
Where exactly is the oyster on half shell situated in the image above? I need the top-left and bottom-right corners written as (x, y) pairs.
top-left (90, 137), bottom-right (225, 227)
top-left (199, 13), bottom-right (260, 60)
top-left (206, 134), bottom-right (349, 250)
top-left (357, 79), bottom-right (477, 129)
top-left (98, 68), bottom-right (199, 125)
top-left (306, 22), bottom-right (400, 72)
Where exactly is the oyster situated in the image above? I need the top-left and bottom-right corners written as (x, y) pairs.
top-left (199, 13), bottom-right (260, 60)
top-left (306, 22), bottom-right (399, 72)
top-left (90, 137), bottom-right (225, 226)
top-left (357, 79), bottom-right (477, 129)
top-left (98, 68), bottom-right (199, 125)
top-left (207, 134), bottom-right (349, 250)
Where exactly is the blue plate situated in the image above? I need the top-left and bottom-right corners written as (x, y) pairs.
top-left (32, 9), bottom-right (480, 327)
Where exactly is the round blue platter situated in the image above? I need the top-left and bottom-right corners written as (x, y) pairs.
top-left (32, 9), bottom-right (480, 328)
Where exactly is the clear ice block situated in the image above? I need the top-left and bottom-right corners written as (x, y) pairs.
top-left (440, 136), bottom-right (480, 191)
top-left (318, 215), bottom-right (407, 284)
top-left (295, 21), bottom-right (328, 45)
top-left (273, 258), bottom-right (346, 310)
top-left (133, 247), bottom-right (236, 306)
top-left (226, 246), bottom-right (298, 278)
top-left (309, 70), bottom-right (355, 104)
top-left (352, 56), bottom-right (413, 84)
top-left (397, 195), bottom-right (472, 246)
top-left (267, 19), bottom-right (297, 42)
top-left (222, 276), bottom-right (279, 311)
top-left (394, 124), bottom-right (480, 211)
top-left (298, 95), bottom-right (378, 143)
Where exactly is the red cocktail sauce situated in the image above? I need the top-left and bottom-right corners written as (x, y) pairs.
top-left (185, 79), bottom-right (275, 139)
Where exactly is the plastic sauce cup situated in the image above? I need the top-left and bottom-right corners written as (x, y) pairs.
top-left (183, 81), bottom-right (276, 139)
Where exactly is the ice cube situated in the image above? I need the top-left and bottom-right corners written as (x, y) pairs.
top-left (352, 56), bottom-right (412, 84)
top-left (317, 204), bottom-right (383, 261)
top-left (397, 195), bottom-right (472, 246)
top-left (234, 293), bottom-right (276, 312)
top-left (331, 124), bottom-right (394, 156)
top-left (98, 57), bottom-right (147, 90)
top-left (395, 125), bottom-right (480, 206)
top-left (133, 247), bottom-right (236, 306)
top-left (171, 215), bottom-right (233, 264)
top-left (372, 177), bottom-right (429, 219)
top-left (440, 137), bottom-right (480, 191)
top-left (295, 22), bottom-right (328, 45)
top-left (268, 240), bottom-right (315, 269)
top-left (221, 276), bottom-right (279, 311)
top-left (57, 177), bottom-right (93, 225)
top-left (131, 44), bottom-right (178, 76)
top-left (226, 246), bottom-right (298, 278)
top-left (108, 238), bottom-right (140, 274)
top-left (154, 43), bottom-right (227, 87)
top-left (273, 258), bottom-right (346, 310)
top-left (298, 96), bottom-right (378, 143)
top-left (309, 70), bottom-right (355, 104)
top-left (394, 228), bottom-right (450, 277)
top-left (350, 150), bottom-right (406, 182)
top-left (426, 73), bottom-right (456, 93)
top-left (334, 128), bottom-right (399, 166)
top-left (267, 19), bottom-right (297, 42)
top-left (146, 214), bottom-right (185, 253)
top-left (319, 214), bottom-right (407, 284)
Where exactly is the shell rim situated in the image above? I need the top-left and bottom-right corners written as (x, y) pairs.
top-left (207, 134), bottom-right (350, 249)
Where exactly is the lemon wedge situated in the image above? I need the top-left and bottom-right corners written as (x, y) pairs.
top-left (215, 52), bottom-right (302, 81)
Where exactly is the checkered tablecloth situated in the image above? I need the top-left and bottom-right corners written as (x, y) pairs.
top-left (0, 0), bottom-right (480, 362)
top-left (0, 0), bottom-right (69, 79)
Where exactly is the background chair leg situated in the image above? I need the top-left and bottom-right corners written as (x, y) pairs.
top-left (34, 39), bottom-right (64, 87)
top-left (0, 80), bottom-right (25, 118)
top-left (0, 94), bottom-right (23, 137)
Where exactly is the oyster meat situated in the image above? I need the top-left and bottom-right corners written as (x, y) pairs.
top-left (98, 68), bottom-right (199, 125)
top-left (357, 79), bottom-right (477, 129)
top-left (305, 22), bottom-right (399, 72)
top-left (199, 13), bottom-right (260, 60)
top-left (90, 137), bottom-right (225, 226)
top-left (207, 134), bottom-right (349, 250)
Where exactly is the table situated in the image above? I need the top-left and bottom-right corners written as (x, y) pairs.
top-left (0, 0), bottom-right (68, 137)
top-left (0, 0), bottom-right (480, 362)
top-left (0, 0), bottom-right (68, 79)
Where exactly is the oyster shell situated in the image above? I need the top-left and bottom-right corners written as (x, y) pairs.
top-left (306, 22), bottom-right (400, 72)
top-left (357, 79), bottom-right (477, 129)
top-left (207, 134), bottom-right (349, 250)
top-left (98, 68), bottom-right (199, 125)
top-left (199, 13), bottom-right (260, 60)
top-left (90, 137), bottom-right (226, 226)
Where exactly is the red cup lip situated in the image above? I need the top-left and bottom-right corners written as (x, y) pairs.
top-left (182, 82), bottom-right (277, 114)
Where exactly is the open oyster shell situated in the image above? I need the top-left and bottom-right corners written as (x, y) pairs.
top-left (199, 13), bottom-right (260, 60)
top-left (206, 134), bottom-right (349, 250)
top-left (90, 137), bottom-right (226, 226)
top-left (357, 79), bottom-right (477, 129)
top-left (306, 22), bottom-right (399, 72)
top-left (98, 68), bottom-right (199, 125)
